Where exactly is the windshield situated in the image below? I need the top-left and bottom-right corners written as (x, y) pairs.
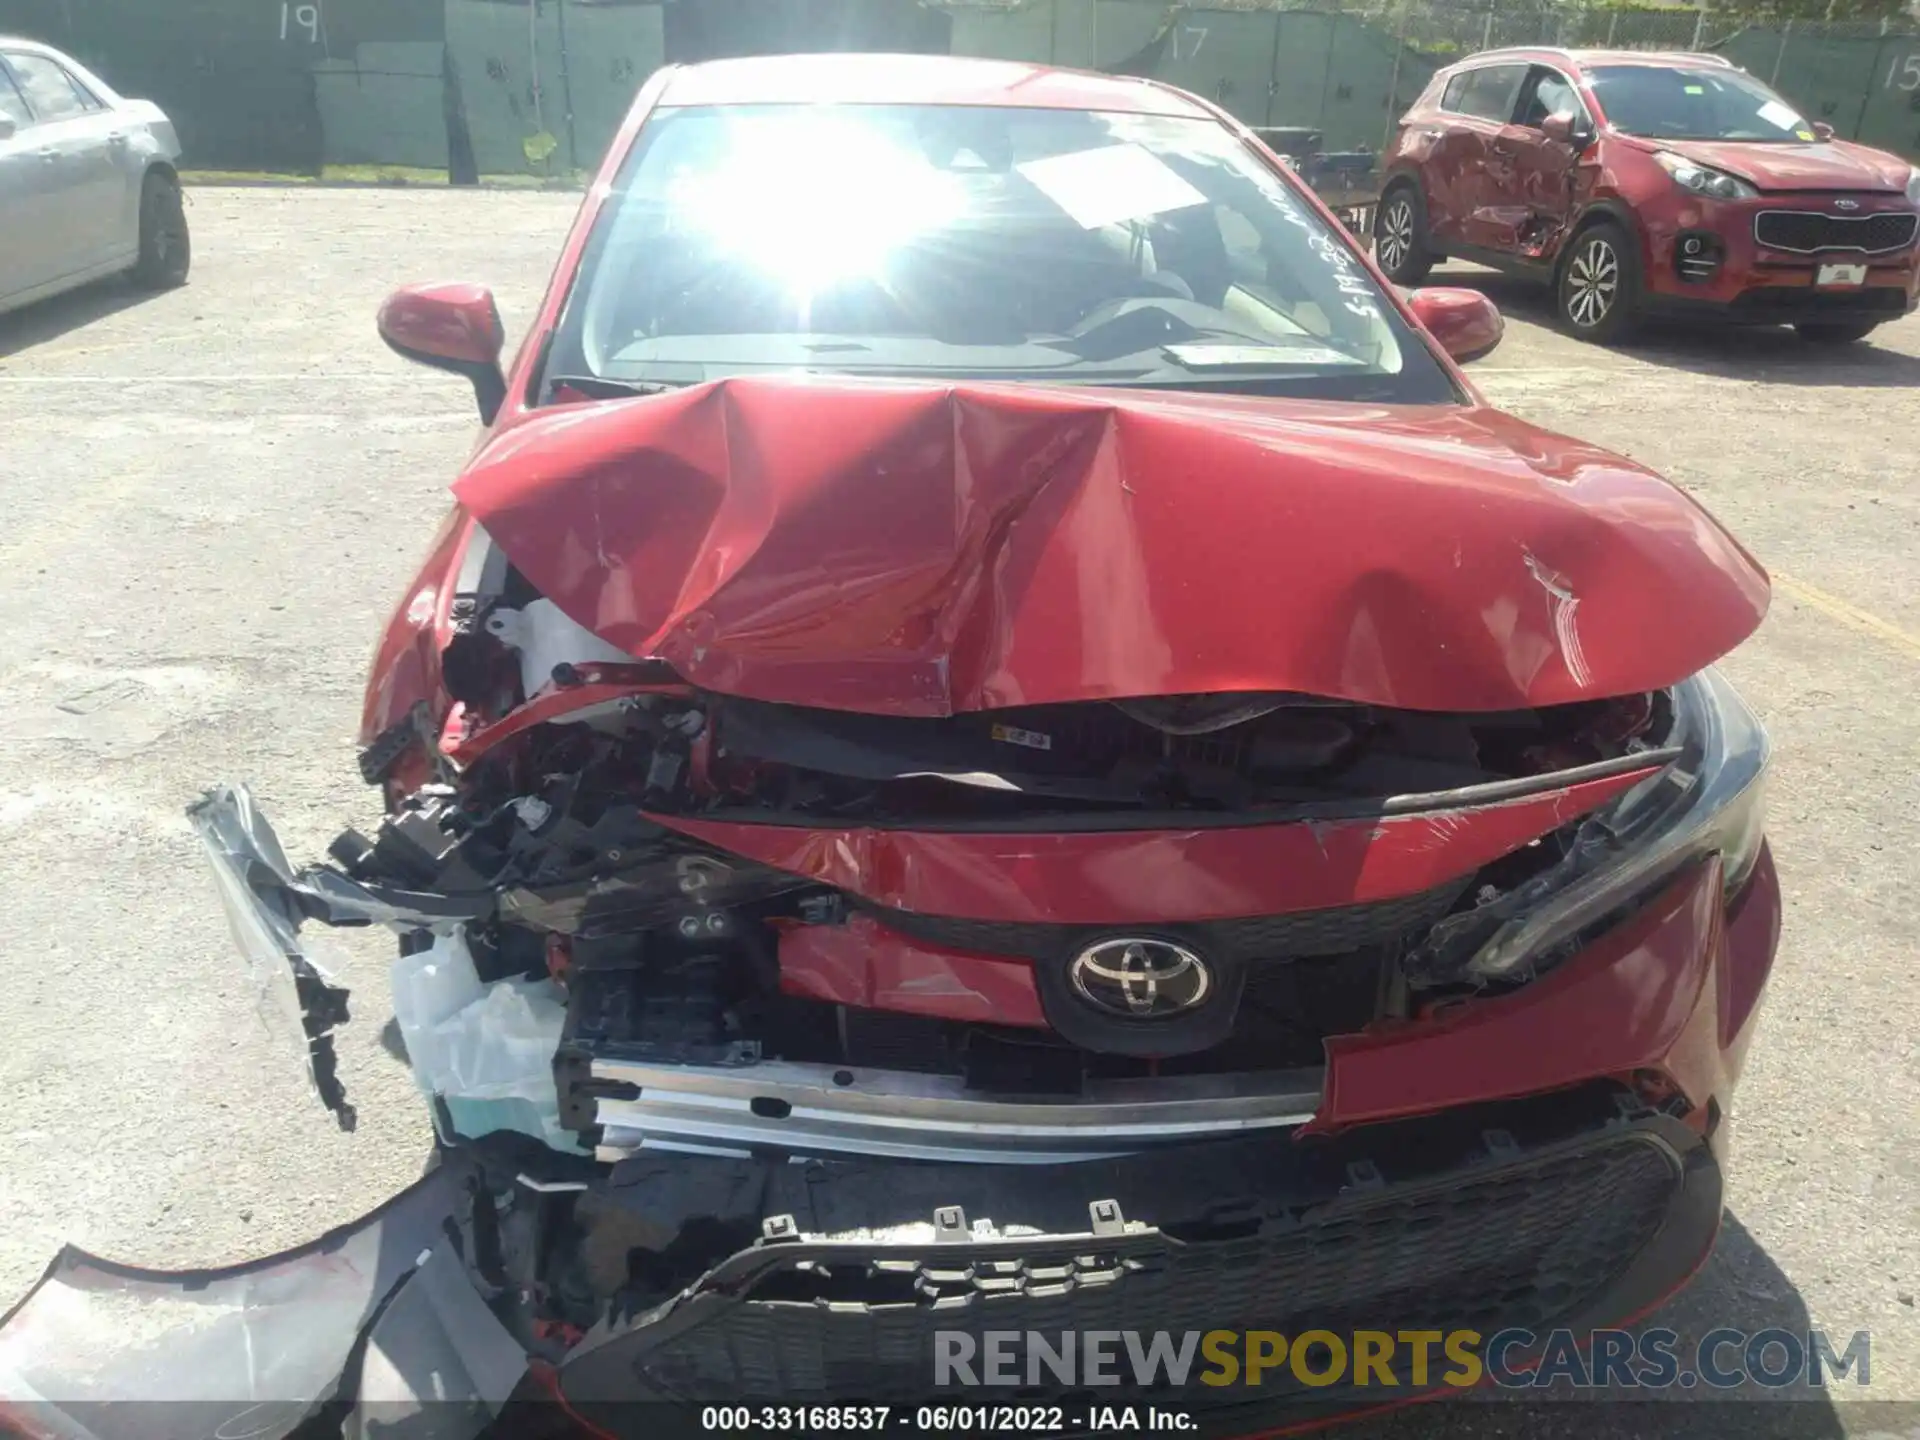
top-left (1588, 65), bottom-right (1817, 143)
top-left (541, 103), bottom-right (1457, 405)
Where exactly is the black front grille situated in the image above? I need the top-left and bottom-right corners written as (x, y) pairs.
top-left (863, 877), bottom-right (1470, 962)
top-left (619, 1137), bottom-right (1681, 1404)
top-left (1754, 209), bottom-right (1919, 254)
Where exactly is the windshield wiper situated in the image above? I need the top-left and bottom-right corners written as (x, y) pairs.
top-left (545, 374), bottom-right (683, 401)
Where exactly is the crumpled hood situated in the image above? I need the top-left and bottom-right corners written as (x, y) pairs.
top-left (454, 376), bottom-right (1768, 716)
top-left (1646, 136), bottom-right (1913, 193)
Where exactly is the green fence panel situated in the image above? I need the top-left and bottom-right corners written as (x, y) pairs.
top-left (1771, 31), bottom-right (1886, 134)
top-left (1269, 10), bottom-right (1340, 131)
top-left (1091, 0), bottom-right (1171, 71)
top-left (948, 1), bottom-right (1059, 63)
top-left (1854, 34), bottom-right (1920, 158)
top-left (1318, 14), bottom-right (1431, 152)
top-left (313, 41), bottom-right (448, 169)
top-left (556, 2), bottom-right (663, 175)
top-left (447, 0), bottom-right (564, 175)
top-left (53, 0), bottom-right (322, 170)
top-left (1717, 24), bottom-right (1920, 158)
top-left (1135, 5), bottom-right (1279, 122)
top-left (661, 0), bottom-right (950, 61)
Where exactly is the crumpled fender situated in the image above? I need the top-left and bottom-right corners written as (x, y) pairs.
top-left (0, 1157), bottom-right (525, 1440)
top-left (452, 375), bottom-right (1769, 717)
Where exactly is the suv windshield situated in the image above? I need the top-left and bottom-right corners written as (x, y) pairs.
top-left (541, 103), bottom-right (1457, 405)
top-left (1588, 64), bottom-right (1817, 143)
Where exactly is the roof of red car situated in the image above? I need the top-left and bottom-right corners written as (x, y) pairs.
top-left (656, 52), bottom-right (1216, 117)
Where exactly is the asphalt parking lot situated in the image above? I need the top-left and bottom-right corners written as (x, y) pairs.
top-left (0, 188), bottom-right (1916, 1437)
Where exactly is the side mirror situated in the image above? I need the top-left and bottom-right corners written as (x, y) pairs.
top-left (1543, 110), bottom-right (1593, 148)
top-left (377, 282), bottom-right (508, 424)
top-left (1407, 287), bottom-right (1503, 364)
top-left (0, 116), bottom-right (16, 142)
top-left (1812, 120), bottom-right (1835, 141)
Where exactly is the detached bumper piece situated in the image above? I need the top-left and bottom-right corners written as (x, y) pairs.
top-left (0, 1158), bottom-right (526, 1440)
top-left (556, 1087), bottom-right (1721, 1434)
top-left (187, 785), bottom-right (360, 1129)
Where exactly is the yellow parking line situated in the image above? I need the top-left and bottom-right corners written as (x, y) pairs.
top-left (1773, 571), bottom-right (1920, 663)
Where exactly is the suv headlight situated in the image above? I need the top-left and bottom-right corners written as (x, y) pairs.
top-left (1654, 151), bottom-right (1760, 201)
top-left (1412, 668), bottom-right (1769, 984)
top-left (1907, 166), bottom-right (1920, 205)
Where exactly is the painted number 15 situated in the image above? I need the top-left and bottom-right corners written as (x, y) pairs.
top-left (281, 2), bottom-right (320, 42)
top-left (1887, 53), bottom-right (1920, 91)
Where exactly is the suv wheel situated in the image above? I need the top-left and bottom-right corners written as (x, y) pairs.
top-left (1374, 186), bottom-right (1434, 286)
top-left (1557, 222), bottom-right (1640, 344)
top-left (1795, 320), bottom-right (1879, 345)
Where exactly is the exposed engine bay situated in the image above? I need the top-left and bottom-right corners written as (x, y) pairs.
top-left (196, 540), bottom-right (1688, 1184)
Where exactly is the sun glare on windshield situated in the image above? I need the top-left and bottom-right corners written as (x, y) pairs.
top-left (669, 114), bottom-right (966, 301)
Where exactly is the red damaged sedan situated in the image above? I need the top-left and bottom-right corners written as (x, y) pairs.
top-left (1, 53), bottom-right (1777, 1438)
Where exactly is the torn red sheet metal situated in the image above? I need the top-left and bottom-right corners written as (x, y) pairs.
top-left (775, 913), bottom-right (1050, 1026)
top-left (441, 673), bottom-right (693, 768)
top-left (644, 765), bottom-right (1660, 923)
top-left (450, 374), bottom-right (1769, 718)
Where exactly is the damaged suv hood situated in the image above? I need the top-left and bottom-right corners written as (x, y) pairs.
top-left (457, 376), bottom-right (1768, 717)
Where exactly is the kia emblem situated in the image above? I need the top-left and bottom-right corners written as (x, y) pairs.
top-left (1834, 199), bottom-right (1859, 211)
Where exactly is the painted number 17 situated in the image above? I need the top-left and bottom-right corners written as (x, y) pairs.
top-left (281, 2), bottom-right (320, 42)
top-left (1169, 26), bottom-right (1208, 59)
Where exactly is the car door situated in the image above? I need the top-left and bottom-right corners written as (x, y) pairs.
top-left (1478, 65), bottom-right (1592, 258)
top-left (0, 63), bottom-right (55, 304)
top-left (1419, 63), bottom-right (1527, 249)
top-left (1, 50), bottom-right (127, 279)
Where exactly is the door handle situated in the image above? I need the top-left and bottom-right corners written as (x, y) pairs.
top-left (107, 131), bottom-right (127, 147)
top-left (38, 147), bottom-right (59, 162)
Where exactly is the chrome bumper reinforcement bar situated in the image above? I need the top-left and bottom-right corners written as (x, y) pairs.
top-left (588, 1057), bottom-right (1323, 1164)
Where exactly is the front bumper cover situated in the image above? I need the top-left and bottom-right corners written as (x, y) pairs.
top-left (4, 787), bottom-right (1771, 1435)
top-left (0, 1157), bottom-right (525, 1440)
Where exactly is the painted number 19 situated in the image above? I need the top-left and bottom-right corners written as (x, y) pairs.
top-left (281, 2), bottom-right (320, 42)
top-left (1886, 53), bottom-right (1920, 91)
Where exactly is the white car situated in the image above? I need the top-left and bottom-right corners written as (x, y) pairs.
top-left (0, 37), bottom-right (189, 317)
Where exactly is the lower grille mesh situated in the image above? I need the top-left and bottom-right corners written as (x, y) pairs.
top-left (626, 1138), bottom-right (1680, 1402)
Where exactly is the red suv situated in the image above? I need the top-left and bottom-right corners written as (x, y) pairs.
top-left (1376, 48), bottom-right (1920, 343)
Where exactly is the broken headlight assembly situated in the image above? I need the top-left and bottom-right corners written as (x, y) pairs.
top-left (1413, 667), bottom-right (1768, 984)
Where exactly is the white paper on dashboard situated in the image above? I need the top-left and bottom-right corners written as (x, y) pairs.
top-left (1163, 343), bottom-right (1365, 368)
top-left (1017, 144), bottom-right (1208, 230)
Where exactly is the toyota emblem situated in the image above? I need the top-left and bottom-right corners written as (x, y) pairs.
top-left (1069, 938), bottom-right (1212, 1018)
